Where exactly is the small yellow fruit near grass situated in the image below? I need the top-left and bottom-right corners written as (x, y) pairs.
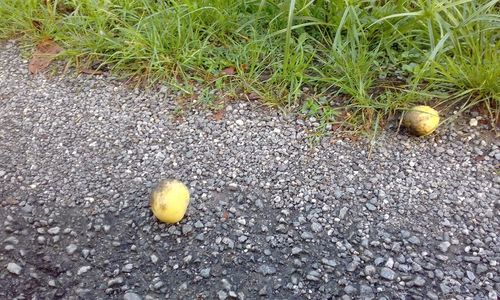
top-left (403, 105), bottom-right (440, 136)
top-left (150, 179), bottom-right (190, 224)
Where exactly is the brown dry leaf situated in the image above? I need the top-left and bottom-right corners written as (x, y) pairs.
top-left (80, 68), bottom-right (104, 75)
top-left (28, 38), bottom-right (63, 74)
top-left (221, 66), bottom-right (236, 76)
top-left (245, 92), bottom-right (260, 101)
top-left (213, 110), bottom-right (224, 121)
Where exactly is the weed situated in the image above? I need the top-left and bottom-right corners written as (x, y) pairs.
top-left (1, 0), bottom-right (498, 133)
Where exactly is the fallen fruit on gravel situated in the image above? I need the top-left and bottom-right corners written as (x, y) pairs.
top-left (150, 179), bottom-right (190, 224)
top-left (403, 105), bottom-right (440, 136)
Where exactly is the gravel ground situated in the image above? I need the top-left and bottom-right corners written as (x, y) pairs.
top-left (1, 41), bottom-right (499, 300)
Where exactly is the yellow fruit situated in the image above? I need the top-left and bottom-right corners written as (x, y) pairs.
top-left (403, 105), bottom-right (440, 136)
top-left (150, 179), bottom-right (190, 224)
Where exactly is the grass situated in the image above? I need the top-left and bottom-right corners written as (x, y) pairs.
top-left (0, 0), bottom-right (498, 132)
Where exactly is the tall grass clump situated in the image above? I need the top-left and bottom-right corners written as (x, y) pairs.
top-left (0, 0), bottom-right (498, 131)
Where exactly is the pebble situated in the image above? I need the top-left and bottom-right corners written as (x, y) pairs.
top-left (153, 281), bottom-right (164, 290)
top-left (107, 277), bottom-right (124, 287)
top-left (48, 227), bottom-right (61, 235)
top-left (311, 222), bottom-right (323, 232)
top-left (194, 221), bottom-right (204, 228)
top-left (123, 292), bottom-right (142, 300)
top-left (200, 268), bottom-right (211, 278)
top-left (380, 267), bottom-right (396, 280)
top-left (217, 290), bottom-right (227, 300)
top-left (182, 224), bottom-right (193, 234)
top-left (82, 249), bottom-right (90, 258)
top-left (321, 258), bottom-right (336, 268)
top-left (151, 254), bottom-right (158, 264)
top-left (364, 265), bottom-right (376, 276)
top-left (437, 241), bottom-right (451, 252)
top-left (301, 231), bottom-right (314, 240)
top-left (411, 276), bottom-right (426, 287)
top-left (258, 265), bottom-right (276, 275)
top-left (7, 262), bottom-right (22, 275)
top-left (339, 207), bottom-right (348, 219)
top-left (77, 266), bottom-right (91, 275)
top-left (464, 256), bottom-right (481, 263)
top-left (360, 285), bottom-right (374, 299)
top-left (365, 203), bottom-right (376, 211)
top-left (123, 263), bottom-right (134, 272)
top-left (408, 236), bottom-right (420, 245)
top-left (306, 270), bottom-right (321, 281)
top-left (66, 244), bottom-right (78, 255)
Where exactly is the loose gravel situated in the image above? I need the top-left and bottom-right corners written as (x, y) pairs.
top-left (1, 41), bottom-right (499, 300)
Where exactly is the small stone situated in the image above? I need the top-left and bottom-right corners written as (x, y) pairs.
top-left (182, 225), bottom-right (192, 235)
top-left (82, 249), bottom-right (90, 258)
top-left (346, 261), bottom-right (358, 272)
top-left (339, 207), bottom-right (348, 219)
top-left (311, 222), bottom-right (323, 233)
top-left (437, 241), bottom-right (451, 253)
top-left (400, 230), bottom-right (411, 239)
top-left (151, 254), bottom-right (158, 264)
top-left (258, 265), bottom-right (276, 275)
top-left (217, 290), bottom-right (227, 300)
top-left (255, 199), bottom-right (264, 209)
top-left (469, 118), bottom-right (478, 127)
top-left (291, 247), bottom-right (302, 255)
top-left (107, 277), bottom-right (124, 287)
top-left (364, 265), bottom-right (376, 276)
top-left (380, 267), bottom-right (396, 280)
top-left (466, 271), bottom-right (476, 281)
top-left (48, 227), bottom-right (61, 235)
top-left (464, 256), bottom-right (481, 264)
top-left (426, 291), bottom-right (439, 300)
top-left (200, 268), bottom-right (211, 278)
top-left (412, 276), bottom-right (426, 287)
top-left (306, 270), bottom-right (320, 281)
top-left (153, 281), bottom-right (164, 290)
top-left (385, 257), bottom-right (394, 269)
top-left (301, 231), bottom-right (314, 240)
top-left (439, 282), bottom-right (451, 294)
top-left (7, 262), bottom-right (22, 275)
top-left (365, 203), bottom-right (376, 211)
top-left (235, 120), bottom-right (244, 126)
top-left (194, 221), bottom-right (204, 228)
top-left (344, 285), bottom-right (357, 294)
top-left (124, 292), bottom-right (142, 300)
top-left (77, 266), bottom-right (91, 275)
top-left (4, 236), bottom-right (18, 244)
top-left (123, 263), bottom-right (134, 272)
top-left (360, 285), bottom-right (374, 299)
top-left (221, 278), bottom-right (232, 291)
top-left (258, 286), bottom-right (267, 296)
top-left (321, 258), bottom-right (336, 268)
top-left (408, 236), bottom-right (420, 245)
top-left (66, 244), bottom-right (78, 255)
top-left (183, 255), bottom-right (192, 264)
top-left (476, 264), bottom-right (488, 274)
